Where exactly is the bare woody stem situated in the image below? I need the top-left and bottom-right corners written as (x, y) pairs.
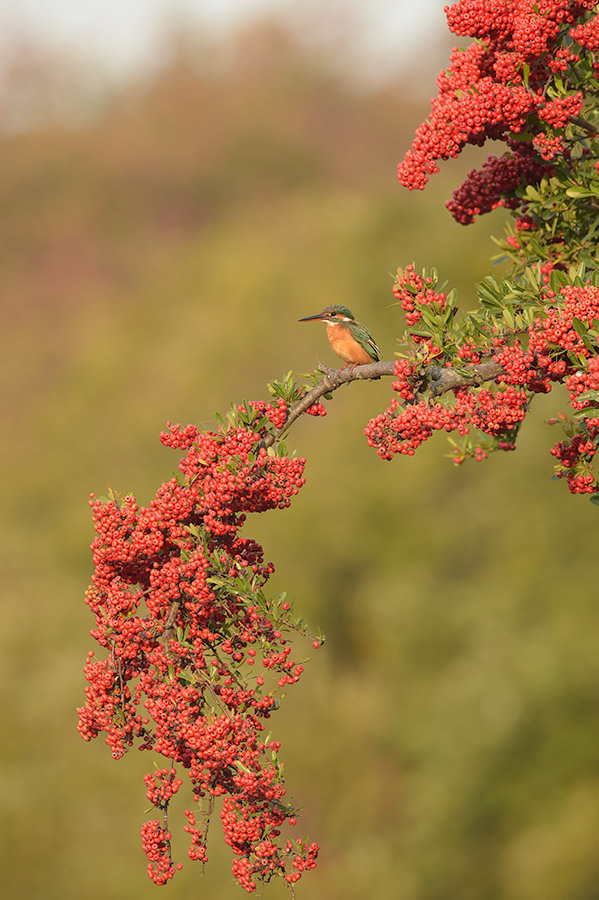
top-left (162, 600), bottom-right (181, 644)
top-left (262, 357), bottom-right (505, 448)
top-left (570, 115), bottom-right (599, 137)
top-left (426, 358), bottom-right (505, 394)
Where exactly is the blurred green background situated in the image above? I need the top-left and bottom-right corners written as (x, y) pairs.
top-left (1, 8), bottom-right (597, 900)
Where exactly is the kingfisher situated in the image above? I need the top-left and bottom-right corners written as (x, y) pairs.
top-left (298, 304), bottom-right (381, 369)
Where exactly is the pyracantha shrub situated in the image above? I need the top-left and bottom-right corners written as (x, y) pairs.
top-left (80, 4), bottom-right (599, 893)
top-left (78, 394), bottom-right (321, 894)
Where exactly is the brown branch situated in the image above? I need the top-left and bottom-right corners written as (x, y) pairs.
top-left (163, 600), bottom-right (181, 641)
top-left (427, 359), bottom-right (505, 395)
top-left (261, 357), bottom-right (506, 448)
top-left (281, 360), bottom-right (395, 431)
top-left (570, 115), bottom-right (599, 137)
top-left (160, 600), bottom-right (184, 661)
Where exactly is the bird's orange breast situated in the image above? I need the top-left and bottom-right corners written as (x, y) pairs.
top-left (326, 322), bottom-right (373, 365)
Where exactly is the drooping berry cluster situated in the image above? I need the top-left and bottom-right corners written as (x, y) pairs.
top-left (447, 144), bottom-right (549, 224)
top-left (398, 0), bottom-right (597, 223)
top-left (78, 409), bottom-right (319, 892)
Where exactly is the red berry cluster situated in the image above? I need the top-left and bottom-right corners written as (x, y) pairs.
top-left (144, 767), bottom-right (183, 808)
top-left (515, 214), bottom-right (537, 231)
top-left (566, 355), bottom-right (599, 410)
top-left (238, 398), bottom-right (289, 429)
top-left (457, 340), bottom-right (483, 363)
top-left (494, 283), bottom-right (599, 391)
top-left (398, 0), bottom-right (597, 222)
top-left (223, 795), bottom-right (318, 892)
top-left (570, 12), bottom-right (599, 50)
top-left (532, 131), bottom-right (567, 161)
top-left (78, 412), bottom-right (319, 892)
top-left (305, 400), bottom-right (327, 416)
top-left (548, 44), bottom-right (582, 73)
top-left (538, 92), bottom-right (583, 126)
top-left (447, 143), bottom-right (549, 223)
top-left (392, 359), bottom-right (419, 403)
top-left (141, 819), bottom-right (180, 885)
top-left (550, 417), bottom-right (599, 493)
top-left (364, 384), bottom-right (527, 460)
top-left (183, 808), bottom-right (209, 864)
top-left (393, 265), bottom-right (447, 331)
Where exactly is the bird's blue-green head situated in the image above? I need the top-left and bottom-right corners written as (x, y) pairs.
top-left (298, 304), bottom-right (354, 324)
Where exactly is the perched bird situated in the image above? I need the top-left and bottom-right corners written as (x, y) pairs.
top-left (298, 304), bottom-right (381, 369)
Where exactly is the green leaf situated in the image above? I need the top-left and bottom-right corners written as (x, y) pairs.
top-left (477, 292), bottom-right (503, 310)
top-left (509, 130), bottom-right (533, 142)
top-left (521, 307), bottom-right (535, 328)
top-left (476, 278), bottom-right (504, 308)
top-left (575, 389), bottom-right (599, 404)
top-left (572, 319), bottom-right (597, 351)
top-left (565, 186), bottom-right (595, 198)
top-left (525, 185), bottom-right (542, 202)
top-left (524, 267), bottom-right (541, 291)
top-left (549, 270), bottom-right (566, 292)
top-left (418, 304), bottom-right (435, 323)
top-left (407, 326), bottom-right (434, 338)
top-left (572, 407), bottom-right (599, 419)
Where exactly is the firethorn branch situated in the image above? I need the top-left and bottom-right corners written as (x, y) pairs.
top-left (266, 357), bottom-right (508, 449)
top-left (267, 361), bottom-right (393, 445)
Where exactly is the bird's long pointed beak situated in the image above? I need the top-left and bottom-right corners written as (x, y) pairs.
top-left (298, 313), bottom-right (324, 322)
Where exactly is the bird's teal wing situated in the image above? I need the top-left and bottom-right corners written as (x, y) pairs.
top-left (354, 323), bottom-right (381, 361)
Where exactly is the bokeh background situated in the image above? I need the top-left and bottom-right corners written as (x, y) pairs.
top-left (1, 2), bottom-right (597, 898)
